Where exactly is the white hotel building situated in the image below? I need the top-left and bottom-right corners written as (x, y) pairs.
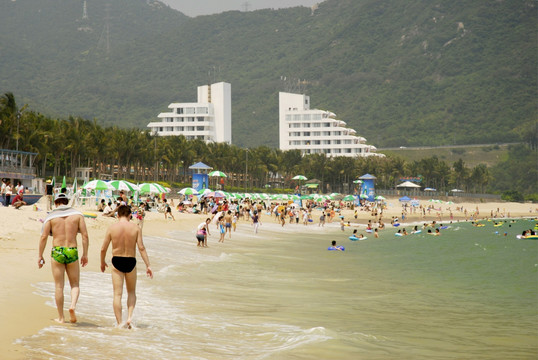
top-left (279, 92), bottom-right (382, 157)
top-left (147, 82), bottom-right (231, 143)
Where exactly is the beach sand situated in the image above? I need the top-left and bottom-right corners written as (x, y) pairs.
top-left (0, 196), bottom-right (535, 359)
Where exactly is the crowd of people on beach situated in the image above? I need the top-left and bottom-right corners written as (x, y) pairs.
top-left (20, 178), bottom-right (538, 331)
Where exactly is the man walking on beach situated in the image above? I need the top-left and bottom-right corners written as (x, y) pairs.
top-left (100, 205), bottom-right (153, 328)
top-left (38, 193), bottom-right (89, 323)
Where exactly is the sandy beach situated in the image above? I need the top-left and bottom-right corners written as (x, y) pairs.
top-left (1, 196), bottom-right (536, 359)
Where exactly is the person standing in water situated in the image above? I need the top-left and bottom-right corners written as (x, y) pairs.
top-left (38, 193), bottom-right (89, 323)
top-left (100, 205), bottom-right (153, 328)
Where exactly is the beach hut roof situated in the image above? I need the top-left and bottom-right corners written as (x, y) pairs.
top-left (359, 173), bottom-right (377, 180)
top-left (189, 162), bottom-right (213, 170)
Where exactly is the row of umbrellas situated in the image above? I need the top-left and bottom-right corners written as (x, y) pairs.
top-left (82, 180), bottom-right (169, 195)
top-left (178, 188), bottom-right (384, 203)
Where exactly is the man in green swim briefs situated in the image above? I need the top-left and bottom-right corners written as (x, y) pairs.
top-left (38, 193), bottom-right (89, 323)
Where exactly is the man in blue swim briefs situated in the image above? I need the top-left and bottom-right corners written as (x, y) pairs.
top-left (38, 193), bottom-right (89, 323)
top-left (100, 205), bottom-right (153, 328)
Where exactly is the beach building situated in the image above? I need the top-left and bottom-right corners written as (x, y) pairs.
top-left (148, 82), bottom-right (231, 144)
top-left (279, 92), bottom-right (382, 157)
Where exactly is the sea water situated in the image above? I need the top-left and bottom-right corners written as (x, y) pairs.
top-left (20, 219), bottom-right (538, 359)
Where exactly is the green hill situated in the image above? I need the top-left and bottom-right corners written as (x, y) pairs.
top-left (0, 0), bottom-right (535, 148)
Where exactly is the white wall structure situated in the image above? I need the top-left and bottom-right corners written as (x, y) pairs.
top-left (279, 92), bottom-right (383, 157)
top-left (148, 82), bottom-right (232, 144)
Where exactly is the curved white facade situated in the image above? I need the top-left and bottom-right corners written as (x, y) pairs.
top-left (148, 82), bottom-right (231, 144)
top-left (279, 92), bottom-right (382, 157)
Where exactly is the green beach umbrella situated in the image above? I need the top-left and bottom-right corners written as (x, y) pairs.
top-left (152, 183), bottom-right (168, 193)
top-left (353, 179), bottom-right (363, 184)
top-left (199, 188), bottom-right (213, 197)
top-left (72, 177), bottom-right (77, 192)
top-left (208, 170), bottom-right (227, 178)
top-left (109, 180), bottom-right (139, 192)
top-left (375, 195), bottom-right (386, 200)
top-left (343, 195), bottom-right (355, 201)
top-left (61, 176), bottom-right (67, 189)
top-left (83, 179), bottom-right (114, 191)
top-left (139, 183), bottom-right (164, 194)
top-left (292, 175), bottom-right (307, 181)
top-left (178, 187), bottom-right (199, 196)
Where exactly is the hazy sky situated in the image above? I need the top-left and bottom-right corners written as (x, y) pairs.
top-left (160, 0), bottom-right (321, 17)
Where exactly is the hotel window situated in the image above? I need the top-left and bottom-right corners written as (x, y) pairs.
top-left (344, 140), bottom-right (352, 144)
top-left (159, 127), bottom-right (163, 132)
top-left (323, 122), bottom-right (331, 127)
top-left (313, 140), bottom-right (321, 145)
top-left (313, 114), bottom-right (322, 120)
top-left (303, 114), bottom-right (311, 121)
top-left (292, 123), bottom-right (300, 128)
top-left (196, 107), bottom-right (208, 114)
top-left (323, 149), bottom-right (330, 154)
top-left (176, 108), bottom-right (183, 114)
top-left (188, 117), bottom-right (195, 122)
top-left (323, 131), bottom-right (331, 136)
top-left (323, 140), bottom-right (331, 144)
top-left (313, 132), bottom-right (320, 136)
top-left (303, 123), bottom-right (310, 128)
top-left (303, 132), bottom-right (311, 136)
top-left (313, 123), bottom-right (321, 127)
top-left (286, 115), bottom-right (292, 121)
top-left (334, 140), bottom-right (341, 144)
top-left (291, 132), bottom-right (301, 137)
top-left (345, 149), bottom-right (352, 153)
top-left (197, 126), bottom-right (204, 131)
top-left (197, 117), bottom-right (205, 122)
top-left (188, 126), bottom-right (195, 131)
top-left (334, 131), bottom-right (341, 136)
top-left (185, 107), bottom-right (195, 114)
top-left (293, 114), bottom-right (301, 121)
top-left (334, 149), bottom-right (341, 153)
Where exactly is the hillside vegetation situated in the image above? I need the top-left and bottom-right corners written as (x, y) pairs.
top-left (0, 0), bottom-right (536, 148)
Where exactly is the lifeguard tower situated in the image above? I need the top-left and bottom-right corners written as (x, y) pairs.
top-left (188, 162), bottom-right (212, 192)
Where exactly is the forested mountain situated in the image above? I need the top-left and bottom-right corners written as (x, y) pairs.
top-left (0, 0), bottom-right (536, 148)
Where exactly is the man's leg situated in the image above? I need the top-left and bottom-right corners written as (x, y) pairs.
top-left (111, 268), bottom-right (125, 326)
top-left (124, 268), bottom-right (137, 328)
top-left (65, 261), bottom-right (80, 323)
top-left (51, 261), bottom-right (66, 323)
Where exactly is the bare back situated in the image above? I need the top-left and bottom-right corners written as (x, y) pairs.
top-left (50, 215), bottom-right (86, 248)
top-left (107, 220), bottom-right (141, 257)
